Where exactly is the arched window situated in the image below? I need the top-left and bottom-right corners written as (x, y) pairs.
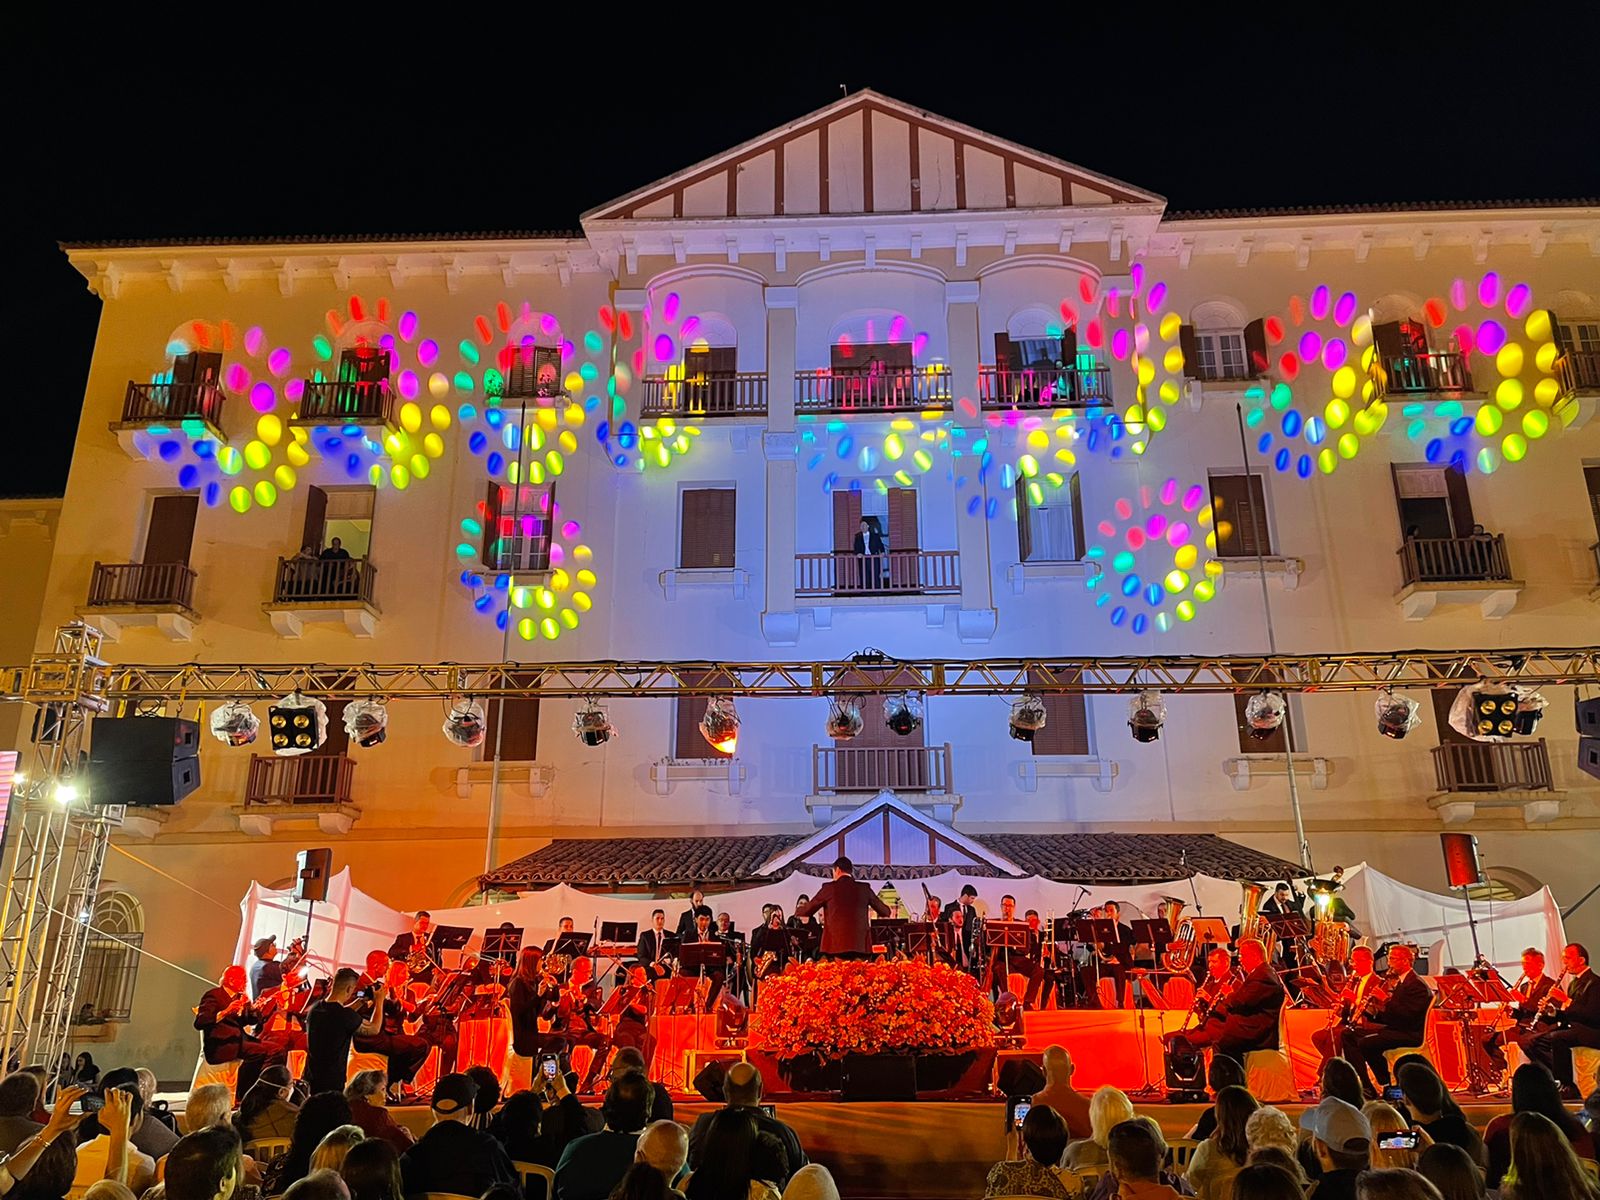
top-left (1465, 866), bottom-right (1541, 903)
top-left (73, 892), bottom-right (144, 1025)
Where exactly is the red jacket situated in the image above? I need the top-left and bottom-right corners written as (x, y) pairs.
top-left (795, 876), bottom-right (891, 955)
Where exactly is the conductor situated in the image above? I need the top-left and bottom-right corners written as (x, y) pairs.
top-left (794, 856), bottom-right (891, 959)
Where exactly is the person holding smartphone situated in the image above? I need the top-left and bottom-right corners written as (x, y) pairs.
top-left (306, 967), bottom-right (384, 1098)
top-left (983, 1103), bottom-right (1077, 1198)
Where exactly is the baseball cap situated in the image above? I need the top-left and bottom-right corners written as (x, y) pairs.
top-left (253, 936), bottom-right (277, 953)
top-left (1299, 1096), bottom-right (1371, 1151)
top-left (431, 1072), bottom-right (478, 1114)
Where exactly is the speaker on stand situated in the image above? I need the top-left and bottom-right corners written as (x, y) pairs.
top-left (295, 848), bottom-right (333, 942)
top-left (1439, 833), bottom-right (1489, 969)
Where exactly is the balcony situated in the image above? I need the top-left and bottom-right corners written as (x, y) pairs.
top-left (235, 754), bottom-right (359, 835)
top-left (976, 364), bottom-right (1113, 410)
top-left (1556, 350), bottom-right (1600, 429)
top-left (796, 551), bottom-right (961, 598)
top-left (1395, 534), bottom-right (1523, 620)
top-left (1378, 351), bottom-right (1476, 400)
top-left (794, 365), bottom-right (953, 414)
top-left (503, 359), bottom-right (564, 401)
top-left (82, 562), bottom-right (198, 642)
top-left (292, 379), bottom-right (394, 427)
top-left (641, 373), bottom-right (768, 419)
top-left (813, 743), bottom-right (953, 795)
top-left (264, 556), bottom-right (380, 638)
top-left (111, 381), bottom-right (226, 457)
top-left (1428, 739), bottom-right (1562, 826)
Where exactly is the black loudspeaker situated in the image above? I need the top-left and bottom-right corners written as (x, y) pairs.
top-left (840, 1053), bottom-right (916, 1101)
top-left (996, 1057), bottom-right (1046, 1097)
top-left (1164, 1045), bottom-right (1208, 1102)
top-left (296, 848), bottom-right (334, 903)
top-left (87, 716), bottom-right (200, 807)
top-left (1439, 832), bottom-right (1484, 889)
top-left (1577, 697), bottom-right (1600, 736)
top-left (1579, 737), bottom-right (1600, 783)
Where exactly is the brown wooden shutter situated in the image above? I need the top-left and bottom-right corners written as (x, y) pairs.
top-left (832, 489), bottom-right (863, 552)
top-left (1546, 311), bottom-right (1566, 351)
top-left (173, 351), bottom-right (222, 387)
top-left (1059, 327), bottom-right (1078, 367)
top-left (301, 487), bottom-right (328, 554)
top-left (1028, 669), bottom-right (1089, 756)
top-left (484, 692), bottom-right (540, 761)
top-left (1584, 465), bottom-right (1600, 539)
top-left (1373, 321), bottom-right (1406, 360)
top-left (1210, 473), bottom-right (1272, 558)
top-left (532, 483), bottom-right (556, 571)
top-left (1443, 466), bottom-right (1475, 538)
top-left (481, 483), bottom-right (504, 570)
top-left (887, 487), bottom-right (918, 551)
top-left (144, 495), bottom-right (198, 565)
top-left (1068, 472), bottom-right (1086, 560)
top-left (1232, 668), bottom-right (1294, 755)
top-left (1016, 477), bottom-right (1034, 562)
top-left (1431, 689), bottom-right (1472, 745)
top-left (1179, 325), bottom-right (1200, 378)
top-left (675, 669), bottom-right (732, 760)
top-left (680, 488), bottom-right (736, 568)
top-left (1243, 319), bottom-right (1269, 375)
top-left (994, 333), bottom-right (1021, 371)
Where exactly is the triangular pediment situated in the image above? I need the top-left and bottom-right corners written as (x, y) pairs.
top-left (584, 90), bottom-right (1163, 224)
top-left (754, 790), bottom-right (1027, 878)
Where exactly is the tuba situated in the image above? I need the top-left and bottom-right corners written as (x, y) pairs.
top-left (1237, 880), bottom-right (1277, 962)
top-left (1158, 897), bottom-right (1197, 972)
top-left (1310, 917), bottom-right (1349, 967)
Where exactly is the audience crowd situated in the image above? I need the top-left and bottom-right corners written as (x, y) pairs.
top-left (6, 1042), bottom-right (1595, 1200)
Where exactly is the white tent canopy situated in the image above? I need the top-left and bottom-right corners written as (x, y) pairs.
top-left (232, 861), bottom-right (1565, 981)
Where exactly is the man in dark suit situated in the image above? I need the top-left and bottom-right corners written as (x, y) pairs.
top-left (194, 965), bottom-right (288, 1094)
top-left (635, 909), bottom-right (675, 980)
top-left (675, 889), bottom-right (713, 942)
top-left (1166, 937), bottom-right (1285, 1061)
top-left (795, 857), bottom-right (891, 959)
top-left (1345, 943), bottom-right (1432, 1096)
top-left (942, 885), bottom-right (983, 972)
top-left (687, 1062), bottom-right (806, 1186)
top-left (1526, 942), bottom-right (1600, 1099)
top-left (387, 911), bottom-right (439, 984)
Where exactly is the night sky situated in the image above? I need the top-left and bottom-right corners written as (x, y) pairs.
top-left (12, 20), bottom-right (1598, 497)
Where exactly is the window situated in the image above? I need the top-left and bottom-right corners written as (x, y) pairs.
top-left (1392, 465), bottom-right (1474, 540)
top-left (1027, 669), bottom-right (1090, 756)
top-left (482, 483), bottom-right (554, 572)
top-left (679, 488), bottom-right (736, 568)
top-left (483, 691), bottom-right (540, 762)
top-left (504, 345), bottom-right (562, 399)
top-left (1232, 668), bottom-right (1298, 755)
top-left (1017, 473), bottom-right (1084, 562)
top-left (74, 892), bottom-right (143, 1025)
top-left (1208, 472), bottom-right (1273, 557)
top-left (143, 494), bottom-right (198, 565)
top-left (1585, 465), bottom-right (1600, 541)
top-left (301, 486), bottom-right (375, 558)
top-left (1565, 322), bottom-right (1600, 354)
top-left (1181, 319), bottom-right (1266, 381)
top-left (674, 669), bottom-right (733, 760)
top-left (1194, 332), bottom-right (1247, 381)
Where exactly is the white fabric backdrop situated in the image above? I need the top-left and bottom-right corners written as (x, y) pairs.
top-left (231, 860), bottom-right (1565, 980)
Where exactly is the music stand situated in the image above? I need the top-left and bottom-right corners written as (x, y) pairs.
top-left (480, 926), bottom-right (523, 968)
top-left (1475, 975), bottom-right (1518, 1005)
top-left (789, 924), bottom-right (822, 963)
top-left (870, 918), bottom-right (909, 955)
top-left (904, 921), bottom-right (938, 964)
top-left (1186, 917), bottom-right (1231, 948)
top-left (599, 921), bottom-right (638, 944)
top-left (1130, 918), bottom-right (1173, 958)
top-left (1433, 973), bottom-right (1489, 1013)
top-left (1264, 913), bottom-right (1311, 941)
top-left (552, 933), bottom-right (592, 958)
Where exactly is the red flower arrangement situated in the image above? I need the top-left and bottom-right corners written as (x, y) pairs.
top-left (749, 958), bottom-right (996, 1060)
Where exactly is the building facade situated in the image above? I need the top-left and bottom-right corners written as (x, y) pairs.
top-left (19, 92), bottom-right (1600, 1078)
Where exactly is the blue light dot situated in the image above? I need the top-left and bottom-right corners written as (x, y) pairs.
top-left (1274, 448), bottom-right (1291, 472)
top-left (1424, 439), bottom-right (1443, 463)
top-left (1121, 574), bottom-right (1141, 596)
top-left (1297, 454), bottom-right (1312, 479)
top-left (1131, 613), bottom-right (1148, 635)
top-left (1144, 582), bottom-right (1163, 607)
top-left (1257, 433), bottom-right (1273, 454)
top-left (1282, 410), bottom-right (1303, 437)
top-left (1110, 606), bottom-right (1127, 626)
top-left (177, 465), bottom-right (199, 489)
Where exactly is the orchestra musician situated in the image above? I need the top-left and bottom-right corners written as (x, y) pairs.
top-left (676, 890), bottom-right (714, 942)
top-left (1164, 937), bottom-right (1284, 1061)
top-left (248, 936), bottom-right (283, 999)
top-left (636, 909), bottom-right (676, 980)
top-left (414, 957), bottom-right (475, 1075)
top-left (1260, 883), bottom-right (1306, 972)
top-left (355, 961), bottom-right (431, 1100)
top-left (507, 946), bottom-right (566, 1067)
top-left (1482, 946), bottom-right (1555, 1073)
top-left (749, 909), bottom-right (791, 997)
top-left (609, 965), bottom-right (656, 1071)
top-left (787, 895), bottom-right (820, 962)
top-left (554, 957), bottom-right (613, 1093)
top-left (985, 895), bottom-right (1046, 1008)
top-left (942, 885), bottom-right (983, 974)
top-left (683, 912), bottom-right (727, 1007)
top-left (1312, 945), bottom-right (1379, 1063)
top-left (1081, 902), bottom-right (1135, 1008)
top-left (1524, 942), bottom-right (1600, 1100)
top-left (714, 913), bottom-right (748, 1001)
top-left (387, 911), bottom-right (440, 984)
top-left (195, 965), bottom-right (288, 1094)
top-left (1023, 909), bottom-right (1053, 1010)
top-left (796, 856), bottom-right (892, 960)
top-left (1344, 944), bottom-right (1432, 1097)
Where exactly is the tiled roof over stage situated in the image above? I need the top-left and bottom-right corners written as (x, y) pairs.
top-left (483, 831), bottom-right (1301, 891)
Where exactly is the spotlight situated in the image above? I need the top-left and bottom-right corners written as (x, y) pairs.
top-left (699, 697), bottom-right (740, 754)
top-left (443, 699), bottom-right (487, 748)
top-left (53, 780), bottom-right (80, 806)
top-left (268, 693), bottom-right (327, 757)
top-left (1512, 690), bottom-right (1547, 736)
top-left (573, 702), bottom-right (615, 747)
top-left (715, 992), bottom-right (748, 1044)
top-left (1375, 690), bottom-right (1421, 740)
top-left (1244, 691), bottom-right (1287, 740)
top-left (343, 698), bottom-right (389, 748)
top-left (1128, 690), bottom-right (1165, 743)
top-left (1008, 695), bottom-right (1048, 743)
top-left (1448, 684), bottom-right (1547, 742)
top-left (884, 692), bottom-right (924, 737)
top-left (825, 697), bottom-right (864, 740)
top-left (208, 700), bottom-right (260, 747)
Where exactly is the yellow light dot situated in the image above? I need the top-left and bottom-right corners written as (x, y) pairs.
top-left (913, 449), bottom-right (932, 471)
top-left (1164, 569), bottom-right (1189, 593)
top-left (1137, 359), bottom-right (1156, 386)
top-left (256, 414), bottom-right (283, 446)
top-left (1026, 429), bottom-right (1049, 450)
top-left (1502, 433), bottom-right (1527, 462)
top-left (391, 463), bottom-right (410, 489)
top-left (253, 481), bottom-right (277, 507)
top-left (884, 433), bottom-right (904, 460)
top-left (1203, 560), bottom-right (1224, 578)
top-left (429, 374), bottom-right (450, 399)
top-left (563, 372), bottom-right (583, 394)
top-left (535, 587), bottom-right (554, 610)
top-left (573, 591), bottom-right (592, 611)
top-left (287, 442), bottom-right (310, 467)
top-left (1159, 312), bottom-right (1182, 341)
top-left (244, 441), bottom-right (270, 470)
top-left (1534, 377), bottom-right (1561, 408)
top-left (1019, 454), bottom-right (1038, 478)
top-left (1331, 367), bottom-right (1357, 400)
top-left (546, 450), bottom-right (565, 476)
top-left (1158, 380), bottom-right (1181, 406)
top-left (540, 618), bottom-right (559, 640)
top-left (517, 618), bottom-right (535, 640)
top-left (424, 433), bottom-right (445, 458)
top-left (550, 568), bottom-right (570, 592)
top-left (430, 404), bottom-right (452, 429)
top-left (577, 569), bottom-right (597, 586)
top-left (1194, 580), bottom-right (1216, 602)
top-left (228, 486), bottom-right (251, 513)
top-left (564, 403), bottom-right (585, 427)
top-left (1338, 433), bottom-right (1360, 459)
top-left (400, 402), bottom-right (422, 433)
top-left (1475, 405), bottom-right (1504, 436)
top-left (1176, 600), bottom-right (1195, 622)
top-left (369, 464), bottom-right (385, 487)
top-left (1525, 310), bottom-right (1552, 342)
top-left (1495, 379), bottom-right (1524, 411)
top-left (1522, 409), bottom-right (1549, 439)
top-left (274, 465), bottom-right (296, 490)
top-left (559, 609), bottom-right (578, 629)
top-left (1351, 314), bottom-right (1373, 346)
top-left (1496, 343), bottom-right (1524, 378)
top-left (511, 586), bottom-right (531, 607)
top-left (1174, 544), bottom-right (1198, 570)
top-left (1148, 408), bottom-right (1168, 432)
top-left (1163, 347), bottom-right (1184, 375)
top-left (1535, 342), bottom-right (1559, 373)
top-left (1317, 448), bottom-right (1337, 474)
top-left (410, 454), bottom-right (430, 478)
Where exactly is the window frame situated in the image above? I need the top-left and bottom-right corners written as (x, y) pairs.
top-left (1193, 329), bottom-right (1250, 382)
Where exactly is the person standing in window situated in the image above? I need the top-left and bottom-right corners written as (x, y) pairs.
top-left (853, 517), bottom-right (885, 591)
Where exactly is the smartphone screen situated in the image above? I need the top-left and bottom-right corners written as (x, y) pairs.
top-left (542, 1058), bottom-right (558, 1078)
top-left (1383, 1085), bottom-right (1406, 1103)
top-left (1378, 1131), bottom-right (1418, 1150)
top-left (758, 1104), bottom-right (775, 1119)
top-left (1009, 1098), bottom-right (1032, 1129)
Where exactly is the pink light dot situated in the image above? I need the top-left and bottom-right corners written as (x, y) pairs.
top-left (912, 332), bottom-right (929, 356)
top-left (958, 396), bottom-right (979, 420)
top-left (1130, 262), bottom-right (1144, 294)
top-left (1504, 283), bottom-right (1532, 318)
top-left (1126, 528), bottom-right (1147, 550)
top-left (268, 348), bottom-right (292, 377)
top-left (1133, 324), bottom-right (1150, 354)
top-left (632, 349), bottom-right (645, 374)
top-left (1450, 279), bottom-right (1469, 312)
top-left (1105, 291), bottom-right (1122, 320)
top-left (250, 383), bottom-right (276, 412)
top-left (1310, 285), bottom-right (1331, 321)
top-left (1086, 320), bottom-right (1104, 349)
top-left (1476, 320), bottom-right (1506, 355)
top-left (380, 334), bottom-right (396, 353)
top-left (244, 326), bottom-right (264, 356)
top-left (1114, 498), bottom-right (1133, 520)
top-left (398, 370), bottom-right (419, 399)
top-left (1098, 520), bottom-right (1116, 537)
top-left (561, 520), bottom-right (581, 538)
top-left (1159, 478), bottom-right (1178, 505)
top-left (541, 313), bottom-right (560, 337)
top-left (224, 363), bottom-right (250, 392)
top-left (417, 340), bottom-right (438, 368)
top-left (1060, 300), bottom-right (1078, 326)
top-left (1478, 272), bottom-right (1500, 308)
top-left (1145, 513), bottom-right (1168, 537)
top-left (662, 293), bottom-right (680, 322)
top-left (1334, 292), bottom-right (1358, 326)
top-left (548, 543), bottom-right (565, 565)
top-left (398, 311), bottom-right (418, 342)
top-left (1111, 328), bottom-right (1130, 360)
top-left (1167, 521), bottom-right (1191, 546)
top-left (1299, 330), bottom-right (1322, 361)
top-left (1079, 276), bottom-right (1097, 304)
top-left (653, 335), bottom-right (674, 363)
top-left (1182, 485), bottom-right (1204, 511)
top-left (285, 379), bottom-right (304, 402)
top-left (561, 340), bottom-right (574, 361)
top-left (679, 316), bottom-right (701, 340)
top-left (1147, 281), bottom-right (1167, 313)
top-left (1139, 486), bottom-right (1152, 510)
top-left (1454, 325), bottom-right (1475, 356)
top-left (1322, 339), bottom-right (1348, 370)
top-left (889, 315), bottom-right (908, 342)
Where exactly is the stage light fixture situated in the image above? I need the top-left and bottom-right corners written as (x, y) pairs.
top-left (343, 698), bottom-right (389, 748)
top-left (825, 697), bottom-right (864, 740)
top-left (1244, 691), bottom-right (1287, 739)
top-left (1128, 690), bottom-right (1165, 743)
top-left (208, 700), bottom-right (260, 747)
top-left (1448, 684), bottom-right (1547, 742)
top-left (1375, 689), bottom-right (1421, 740)
top-left (268, 693), bottom-right (328, 757)
top-left (699, 697), bottom-right (740, 754)
top-left (1008, 695), bottom-right (1048, 743)
top-left (884, 692), bottom-right (924, 737)
top-left (53, 780), bottom-right (79, 806)
top-left (572, 702), bottom-right (615, 747)
top-left (1512, 690), bottom-right (1547, 736)
top-left (442, 699), bottom-right (487, 748)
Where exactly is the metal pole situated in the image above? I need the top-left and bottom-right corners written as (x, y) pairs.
top-left (1234, 404), bottom-right (1311, 869)
top-left (484, 395), bottom-right (530, 876)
